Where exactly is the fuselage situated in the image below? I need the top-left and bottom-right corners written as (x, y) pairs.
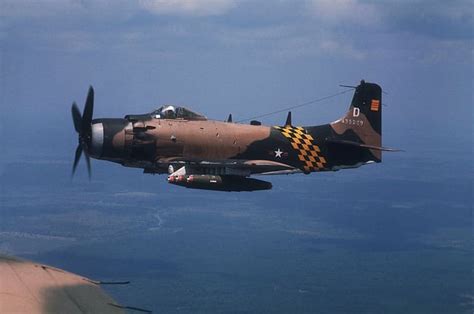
top-left (71, 81), bottom-right (384, 190)
top-left (88, 116), bottom-right (378, 175)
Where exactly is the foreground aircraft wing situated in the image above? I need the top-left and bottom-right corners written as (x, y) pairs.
top-left (0, 254), bottom-right (126, 314)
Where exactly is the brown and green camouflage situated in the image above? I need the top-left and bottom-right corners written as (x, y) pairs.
top-left (72, 80), bottom-right (390, 191)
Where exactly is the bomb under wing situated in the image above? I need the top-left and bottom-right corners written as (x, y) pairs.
top-left (167, 174), bottom-right (272, 191)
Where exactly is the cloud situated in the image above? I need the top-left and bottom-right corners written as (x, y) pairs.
top-left (306, 0), bottom-right (473, 40)
top-left (0, 0), bottom-right (141, 21)
top-left (301, 0), bottom-right (473, 64)
top-left (0, 0), bottom-right (81, 18)
top-left (214, 22), bottom-right (367, 60)
top-left (0, 0), bottom-right (238, 19)
top-left (306, 0), bottom-right (381, 26)
top-left (383, 1), bottom-right (474, 40)
top-left (318, 39), bottom-right (366, 60)
top-left (0, 0), bottom-right (471, 65)
top-left (138, 0), bottom-right (237, 16)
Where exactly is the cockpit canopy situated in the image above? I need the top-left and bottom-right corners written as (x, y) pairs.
top-left (150, 105), bottom-right (207, 121)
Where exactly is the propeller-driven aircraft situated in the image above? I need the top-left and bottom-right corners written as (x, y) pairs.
top-left (71, 80), bottom-right (395, 191)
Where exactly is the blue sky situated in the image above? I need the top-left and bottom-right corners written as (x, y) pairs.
top-left (0, 0), bottom-right (472, 163)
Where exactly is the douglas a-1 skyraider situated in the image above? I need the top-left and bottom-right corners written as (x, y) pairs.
top-left (71, 80), bottom-right (396, 191)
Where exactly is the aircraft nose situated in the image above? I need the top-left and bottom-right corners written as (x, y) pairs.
top-left (88, 122), bottom-right (104, 158)
top-left (89, 119), bottom-right (131, 160)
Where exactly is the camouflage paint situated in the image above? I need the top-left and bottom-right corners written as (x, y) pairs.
top-left (73, 81), bottom-right (385, 190)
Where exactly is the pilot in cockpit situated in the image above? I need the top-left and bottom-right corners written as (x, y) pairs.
top-left (160, 105), bottom-right (176, 119)
top-left (148, 105), bottom-right (207, 121)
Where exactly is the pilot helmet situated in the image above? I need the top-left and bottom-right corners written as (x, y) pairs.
top-left (161, 105), bottom-right (176, 118)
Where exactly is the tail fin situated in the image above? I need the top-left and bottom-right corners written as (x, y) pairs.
top-left (330, 80), bottom-right (383, 161)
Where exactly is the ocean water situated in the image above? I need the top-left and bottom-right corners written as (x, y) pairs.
top-left (0, 148), bottom-right (472, 313)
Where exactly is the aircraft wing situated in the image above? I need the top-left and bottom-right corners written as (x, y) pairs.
top-left (151, 158), bottom-right (299, 176)
top-left (0, 254), bottom-right (126, 314)
top-left (148, 159), bottom-right (300, 191)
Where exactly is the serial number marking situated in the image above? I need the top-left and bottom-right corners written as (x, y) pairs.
top-left (341, 118), bottom-right (364, 126)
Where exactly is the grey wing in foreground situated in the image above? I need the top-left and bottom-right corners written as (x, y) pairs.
top-left (0, 254), bottom-right (124, 314)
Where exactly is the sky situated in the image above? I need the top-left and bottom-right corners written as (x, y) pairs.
top-left (0, 0), bottom-right (472, 164)
top-left (0, 2), bottom-right (472, 312)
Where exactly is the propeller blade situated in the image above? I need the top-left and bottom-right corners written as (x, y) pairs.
top-left (72, 144), bottom-right (83, 177)
top-left (71, 86), bottom-right (95, 181)
top-left (82, 86), bottom-right (94, 133)
top-left (71, 102), bottom-right (82, 134)
top-left (85, 152), bottom-right (92, 180)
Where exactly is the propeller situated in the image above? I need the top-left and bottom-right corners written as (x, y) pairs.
top-left (71, 86), bottom-right (94, 179)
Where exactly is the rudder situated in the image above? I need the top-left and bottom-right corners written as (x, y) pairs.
top-left (330, 80), bottom-right (383, 161)
top-left (349, 80), bottom-right (382, 137)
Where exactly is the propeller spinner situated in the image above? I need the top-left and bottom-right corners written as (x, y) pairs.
top-left (71, 86), bottom-right (94, 179)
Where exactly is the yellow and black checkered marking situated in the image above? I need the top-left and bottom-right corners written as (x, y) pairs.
top-left (274, 126), bottom-right (326, 172)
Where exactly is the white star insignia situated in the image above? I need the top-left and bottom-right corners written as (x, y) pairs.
top-left (274, 148), bottom-right (283, 158)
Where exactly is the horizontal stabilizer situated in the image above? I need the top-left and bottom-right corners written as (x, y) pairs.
top-left (326, 139), bottom-right (402, 152)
